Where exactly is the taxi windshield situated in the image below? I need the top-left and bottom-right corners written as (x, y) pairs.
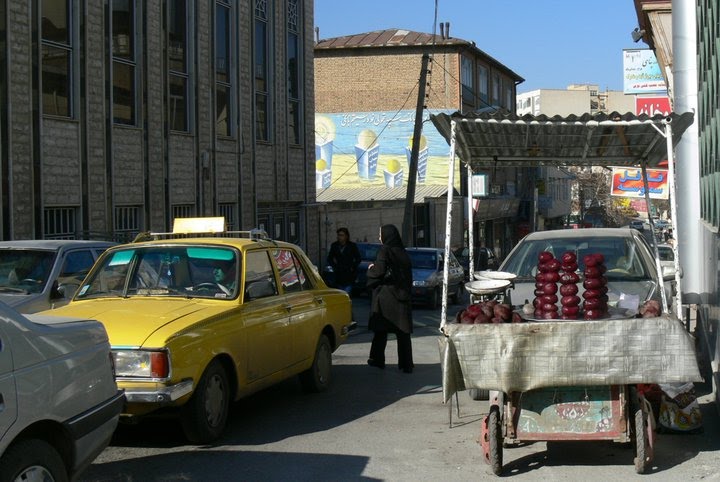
top-left (77, 245), bottom-right (240, 299)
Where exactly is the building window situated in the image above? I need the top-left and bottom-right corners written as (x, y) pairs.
top-left (114, 205), bottom-right (141, 242)
top-left (477, 65), bottom-right (489, 106)
top-left (254, 0), bottom-right (271, 141)
top-left (44, 207), bottom-right (77, 239)
top-left (505, 83), bottom-right (513, 110)
top-left (172, 204), bottom-right (195, 220)
top-left (287, 0), bottom-right (302, 145)
top-left (492, 72), bottom-right (501, 106)
top-left (41, 0), bottom-right (73, 117)
top-left (112, 0), bottom-right (137, 125)
top-left (461, 56), bottom-right (473, 105)
top-left (218, 203), bottom-right (235, 231)
top-left (216, 1), bottom-right (233, 137)
top-left (169, 0), bottom-right (190, 132)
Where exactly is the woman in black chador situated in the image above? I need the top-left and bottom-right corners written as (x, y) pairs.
top-left (365, 224), bottom-right (414, 373)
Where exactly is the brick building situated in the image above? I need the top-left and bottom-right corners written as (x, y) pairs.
top-left (314, 27), bottom-right (526, 261)
top-left (0, 1), bottom-right (322, 260)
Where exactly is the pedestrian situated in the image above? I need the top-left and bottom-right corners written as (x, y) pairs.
top-left (366, 224), bottom-right (414, 373)
top-left (326, 227), bottom-right (362, 295)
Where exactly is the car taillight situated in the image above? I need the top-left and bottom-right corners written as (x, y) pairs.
top-left (150, 352), bottom-right (169, 378)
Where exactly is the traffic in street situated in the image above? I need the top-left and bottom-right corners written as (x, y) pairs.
top-left (79, 295), bottom-right (720, 481)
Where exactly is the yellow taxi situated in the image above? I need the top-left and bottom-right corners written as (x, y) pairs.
top-left (41, 218), bottom-right (353, 443)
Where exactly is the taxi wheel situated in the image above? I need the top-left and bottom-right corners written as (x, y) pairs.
top-left (181, 359), bottom-right (230, 444)
top-left (300, 334), bottom-right (332, 393)
top-left (0, 439), bottom-right (68, 482)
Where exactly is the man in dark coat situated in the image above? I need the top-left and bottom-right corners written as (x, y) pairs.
top-left (326, 227), bottom-right (362, 294)
top-left (365, 224), bottom-right (414, 373)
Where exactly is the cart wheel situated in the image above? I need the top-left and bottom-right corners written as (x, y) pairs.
top-left (633, 408), bottom-right (651, 474)
top-left (482, 406), bottom-right (503, 475)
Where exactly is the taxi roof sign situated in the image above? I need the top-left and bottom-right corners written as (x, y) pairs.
top-left (172, 217), bottom-right (225, 234)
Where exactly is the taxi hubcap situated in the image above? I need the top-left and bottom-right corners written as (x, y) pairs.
top-left (205, 374), bottom-right (226, 427)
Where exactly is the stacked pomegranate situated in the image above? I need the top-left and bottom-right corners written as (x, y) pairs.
top-left (454, 299), bottom-right (524, 324)
top-left (558, 251), bottom-right (581, 319)
top-left (581, 254), bottom-right (609, 319)
top-left (533, 251), bottom-right (561, 319)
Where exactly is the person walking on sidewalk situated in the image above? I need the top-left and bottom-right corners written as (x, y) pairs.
top-left (327, 227), bottom-right (362, 295)
top-left (366, 224), bottom-right (414, 373)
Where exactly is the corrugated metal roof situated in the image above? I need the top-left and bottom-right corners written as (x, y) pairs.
top-left (316, 185), bottom-right (452, 204)
top-left (430, 110), bottom-right (694, 169)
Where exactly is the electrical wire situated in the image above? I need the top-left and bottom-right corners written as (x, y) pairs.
top-left (314, 78), bottom-right (421, 192)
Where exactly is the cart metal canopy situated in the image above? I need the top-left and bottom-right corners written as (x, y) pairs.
top-left (430, 110), bottom-right (694, 168)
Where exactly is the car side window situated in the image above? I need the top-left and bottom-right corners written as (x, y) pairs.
top-left (271, 249), bottom-right (312, 293)
top-left (244, 251), bottom-right (278, 300)
top-left (60, 250), bottom-right (95, 283)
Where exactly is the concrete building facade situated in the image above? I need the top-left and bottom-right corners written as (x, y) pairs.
top-left (0, 0), bottom-right (322, 261)
top-left (314, 27), bottom-right (527, 261)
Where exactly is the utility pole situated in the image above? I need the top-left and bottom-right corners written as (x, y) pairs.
top-left (402, 53), bottom-right (430, 245)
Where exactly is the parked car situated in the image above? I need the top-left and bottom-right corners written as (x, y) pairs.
top-left (0, 240), bottom-right (116, 313)
top-left (322, 242), bottom-right (381, 296)
top-left (452, 246), bottom-right (499, 279)
top-left (407, 247), bottom-right (465, 309)
top-left (0, 301), bottom-right (124, 481)
top-left (41, 223), bottom-right (353, 443)
top-left (629, 219), bottom-right (646, 231)
top-left (499, 227), bottom-right (677, 311)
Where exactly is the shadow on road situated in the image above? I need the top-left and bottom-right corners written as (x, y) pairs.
top-left (81, 450), bottom-right (379, 481)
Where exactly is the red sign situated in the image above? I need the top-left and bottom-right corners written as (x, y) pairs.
top-left (610, 167), bottom-right (669, 200)
top-left (635, 96), bottom-right (671, 116)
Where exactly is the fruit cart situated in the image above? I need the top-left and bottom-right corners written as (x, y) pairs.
top-left (439, 282), bottom-right (701, 475)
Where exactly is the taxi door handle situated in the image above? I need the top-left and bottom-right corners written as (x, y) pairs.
top-left (314, 296), bottom-right (325, 305)
top-left (284, 304), bottom-right (293, 312)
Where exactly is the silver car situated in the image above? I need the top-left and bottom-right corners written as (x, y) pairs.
top-left (499, 228), bottom-right (677, 312)
top-left (0, 301), bottom-right (124, 481)
top-left (0, 240), bottom-right (115, 313)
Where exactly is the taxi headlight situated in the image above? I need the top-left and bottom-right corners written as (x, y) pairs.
top-left (112, 349), bottom-right (170, 379)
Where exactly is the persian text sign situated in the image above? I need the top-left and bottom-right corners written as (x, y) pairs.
top-left (635, 96), bottom-right (671, 116)
top-left (610, 167), bottom-right (669, 199)
top-left (623, 49), bottom-right (667, 94)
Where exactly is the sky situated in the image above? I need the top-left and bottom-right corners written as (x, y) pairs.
top-left (314, 0), bottom-right (642, 94)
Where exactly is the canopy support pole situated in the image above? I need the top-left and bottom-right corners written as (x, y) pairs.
top-left (467, 163), bottom-right (475, 282)
top-left (665, 121), bottom-right (683, 320)
top-left (641, 161), bottom-right (668, 312)
top-left (441, 120), bottom-right (458, 331)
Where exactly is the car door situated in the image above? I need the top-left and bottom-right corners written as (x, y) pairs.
top-left (270, 248), bottom-right (324, 367)
top-left (242, 250), bottom-right (293, 381)
top-left (0, 321), bottom-right (17, 441)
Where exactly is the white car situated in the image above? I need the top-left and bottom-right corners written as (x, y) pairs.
top-left (0, 301), bottom-right (124, 481)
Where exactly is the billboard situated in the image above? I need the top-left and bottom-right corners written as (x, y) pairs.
top-left (610, 167), bottom-right (669, 199)
top-left (635, 96), bottom-right (671, 116)
top-left (623, 49), bottom-right (667, 94)
top-left (314, 109), bottom-right (457, 194)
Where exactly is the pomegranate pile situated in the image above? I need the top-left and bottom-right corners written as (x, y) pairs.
top-left (454, 299), bottom-right (523, 324)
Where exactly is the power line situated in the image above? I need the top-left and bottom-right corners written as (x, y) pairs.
top-left (315, 78), bottom-right (422, 192)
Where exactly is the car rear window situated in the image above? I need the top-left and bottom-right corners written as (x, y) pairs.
top-left (408, 251), bottom-right (438, 270)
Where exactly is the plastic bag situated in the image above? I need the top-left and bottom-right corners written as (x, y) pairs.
top-left (657, 382), bottom-right (703, 433)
